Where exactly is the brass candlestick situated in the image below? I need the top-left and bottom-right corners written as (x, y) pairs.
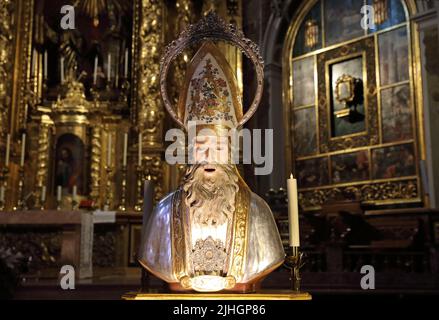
top-left (71, 196), bottom-right (78, 211)
top-left (119, 79), bottom-right (130, 103)
top-left (284, 246), bottom-right (305, 292)
top-left (134, 164), bottom-right (144, 212)
top-left (13, 166), bottom-right (26, 211)
top-left (0, 167), bottom-right (9, 211)
top-left (39, 186), bottom-right (46, 211)
top-left (56, 196), bottom-right (62, 211)
top-left (0, 190), bottom-right (4, 211)
top-left (104, 165), bottom-right (113, 211)
top-left (118, 165), bottom-right (127, 211)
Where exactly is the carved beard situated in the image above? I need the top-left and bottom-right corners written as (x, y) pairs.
top-left (183, 164), bottom-right (239, 226)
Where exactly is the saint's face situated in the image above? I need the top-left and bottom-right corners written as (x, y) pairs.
top-left (191, 134), bottom-right (229, 179)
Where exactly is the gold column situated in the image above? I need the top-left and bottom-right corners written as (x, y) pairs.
top-left (133, 0), bottom-right (166, 202)
top-left (0, 0), bottom-right (15, 136)
top-left (90, 125), bottom-right (102, 208)
top-left (167, 0), bottom-right (195, 189)
top-left (34, 116), bottom-right (53, 206)
top-left (10, 0), bottom-right (34, 135)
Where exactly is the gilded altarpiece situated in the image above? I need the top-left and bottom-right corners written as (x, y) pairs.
top-left (0, 1), bottom-right (244, 273)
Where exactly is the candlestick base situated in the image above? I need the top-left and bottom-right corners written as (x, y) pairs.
top-left (284, 246), bottom-right (305, 292)
top-left (13, 166), bottom-right (26, 211)
top-left (72, 199), bottom-right (78, 211)
top-left (104, 165), bottom-right (113, 211)
top-left (0, 167), bottom-right (9, 211)
top-left (56, 195), bottom-right (62, 210)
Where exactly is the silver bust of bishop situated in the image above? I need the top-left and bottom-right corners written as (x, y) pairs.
top-left (138, 18), bottom-right (284, 293)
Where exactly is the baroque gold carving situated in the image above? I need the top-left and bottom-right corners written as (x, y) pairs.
top-left (143, 155), bottom-right (164, 202)
top-left (299, 179), bottom-right (419, 209)
top-left (171, 0), bottom-right (194, 105)
top-left (90, 126), bottom-right (102, 207)
top-left (0, 0), bottom-right (15, 134)
top-left (14, 0), bottom-right (34, 133)
top-left (35, 118), bottom-right (53, 201)
top-left (136, 0), bottom-right (164, 147)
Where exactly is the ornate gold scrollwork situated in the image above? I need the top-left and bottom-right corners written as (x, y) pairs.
top-left (35, 118), bottom-right (53, 203)
top-left (0, 0), bottom-right (14, 134)
top-left (299, 179), bottom-right (419, 209)
top-left (143, 155), bottom-right (164, 202)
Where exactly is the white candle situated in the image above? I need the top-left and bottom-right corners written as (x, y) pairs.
top-left (123, 133), bottom-right (128, 167)
top-left (93, 55), bottom-right (98, 85)
top-left (138, 133), bottom-right (142, 166)
top-left (107, 53), bottom-right (111, 81)
top-left (20, 133), bottom-right (26, 167)
top-left (72, 185), bottom-right (77, 199)
top-left (41, 185), bottom-right (46, 202)
top-left (0, 185), bottom-right (4, 202)
top-left (57, 185), bottom-right (62, 202)
top-left (107, 134), bottom-right (112, 165)
top-left (60, 57), bottom-right (64, 83)
top-left (44, 51), bottom-right (48, 79)
top-left (287, 173), bottom-right (300, 247)
top-left (124, 48), bottom-right (128, 78)
top-left (5, 133), bottom-right (10, 167)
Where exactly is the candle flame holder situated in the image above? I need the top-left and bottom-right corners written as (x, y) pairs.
top-left (284, 246), bottom-right (305, 292)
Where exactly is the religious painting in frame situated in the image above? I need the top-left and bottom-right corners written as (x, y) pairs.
top-left (324, 0), bottom-right (364, 46)
top-left (379, 27), bottom-right (409, 86)
top-left (293, 56), bottom-right (315, 107)
top-left (331, 150), bottom-right (369, 184)
top-left (372, 143), bottom-right (416, 180)
top-left (295, 157), bottom-right (329, 189)
top-left (317, 37), bottom-right (378, 153)
top-left (54, 133), bottom-right (86, 196)
top-left (293, 106), bottom-right (317, 157)
top-left (381, 84), bottom-right (413, 143)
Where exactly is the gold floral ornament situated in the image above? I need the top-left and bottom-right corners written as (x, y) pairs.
top-left (160, 12), bottom-right (264, 131)
top-left (191, 236), bottom-right (227, 274)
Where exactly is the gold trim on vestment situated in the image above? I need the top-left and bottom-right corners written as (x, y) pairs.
top-left (171, 171), bottom-right (250, 289)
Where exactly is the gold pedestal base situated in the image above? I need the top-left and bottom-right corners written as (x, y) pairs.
top-left (122, 290), bottom-right (312, 300)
